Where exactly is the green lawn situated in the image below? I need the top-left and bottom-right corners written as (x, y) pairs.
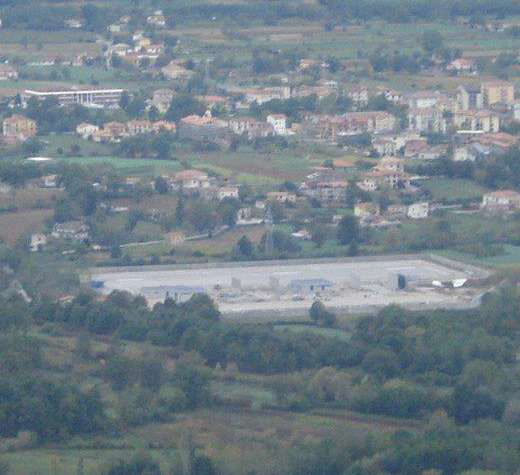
top-left (435, 244), bottom-right (520, 269)
top-left (274, 324), bottom-right (351, 341)
top-left (212, 381), bottom-right (277, 408)
top-left (57, 156), bottom-right (183, 173)
top-left (421, 178), bottom-right (489, 202)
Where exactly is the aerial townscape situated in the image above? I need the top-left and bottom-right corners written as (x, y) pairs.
top-left (2, 1), bottom-right (520, 474)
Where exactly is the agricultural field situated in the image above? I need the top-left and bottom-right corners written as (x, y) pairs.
top-left (0, 208), bottom-right (52, 245)
top-left (420, 178), bottom-right (490, 202)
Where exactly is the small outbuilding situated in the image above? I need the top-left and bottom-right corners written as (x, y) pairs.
top-left (290, 278), bottom-right (333, 294)
top-left (140, 285), bottom-right (204, 303)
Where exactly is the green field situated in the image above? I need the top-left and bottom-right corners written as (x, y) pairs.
top-left (420, 178), bottom-right (489, 202)
top-left (274, 324), bottom-right (352, 341)
top-left (435, 244), bottom-right (520, 268)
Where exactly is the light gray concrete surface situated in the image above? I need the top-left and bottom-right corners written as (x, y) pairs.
top-left (88, 255), bottom-right (489, 316)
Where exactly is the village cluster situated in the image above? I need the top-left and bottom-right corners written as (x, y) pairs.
top-left (0, 10), bottom-right (519, 260)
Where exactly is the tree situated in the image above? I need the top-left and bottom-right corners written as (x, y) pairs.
top-left (166, 94), bottom-right (205, 122)
top-left (309, 301), bottom-right (336, 327)
top-left (421, 30), bottom-right (443, 54)
top-left (311, 225), bottom-right (327, 248)
top-left (105, 453), bottom-right (161, 475)
top-left (337, 215), bottom-right (359, 245)
top-left (361, 349), bottom-right (400, 379)
top-left (234, 235), bottom-right (254, 260)
top-left (174, 192), bottom-right (185, 226)
top-left (150, 132), bottom-right (174, 159)
top-left (184, 293), bottom-right (220, 321)
top-left (110, 245), bottom-right (122, 259)
top-left (187, 200), bottom-right (216, 234)
top-left (173, 362), bottom-right (212, 409)
top-left (154, 176), bottom-right (170, 194)
top-left (218, 197), bottom-right (239, 227)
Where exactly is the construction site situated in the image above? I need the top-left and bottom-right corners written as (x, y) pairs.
top-left (87, 254), bottom-right (491, 317)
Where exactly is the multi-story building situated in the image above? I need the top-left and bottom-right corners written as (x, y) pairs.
top-left (151, 88), bottom-right (175, 113)
top-left (302, 181), bottom-right (349, 204)
top-left (0, 64), bottom-right (18, 80)
top-left (179, 112), bottom-right (231, 146)
top-left (408, 107), bottom-right (447, 133)
top-left (127, 120), bottom-right (153, 136)
top-left (314, 112), bottom-right (396, 140)
top-left (2, 115), bottom-right (37, 141)
top-left (25, 87), bottom-right (124, 108)
top-left (359, 158), bottom-right (410, 191)
top-left (453, 110), bottom-right (500, 133)
top-left (229, 117), bottom-right (273, 138)
top-left (481, 80), bottom-right (515, 106)
top-left (456, 85), bottom-right (484, 111)
top-left (482, 190), bottom-right (520, 213)
top-left (267, 114), bottom-right (287, 135)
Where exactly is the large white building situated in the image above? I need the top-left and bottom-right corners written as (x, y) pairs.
top-left (25, 87), bottom-right (124, 108)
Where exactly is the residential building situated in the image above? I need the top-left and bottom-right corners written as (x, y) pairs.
top-left (196, 95), bottom-right (229, 109)
top-left (146, 10), bottom-right (166, 27)
top-left (302, 180), bottom-right (349, 204)
top-left (229, 117), bottom-right (273, 138)
top-left (108, 23), bottom-right (122, 33)
top-left (173, 170), bottom-right (211, 190)
top-left (372, 136), bottom-right (396, 157)
top-left (317, 78), bottom-right (338, 89)
top-left (407, 202), bottom-right (429, 219)
top-left (453, 110), bottom-right (500, 133)
top-left (267, 114), bottom-right (287, 135)
top-left (407, 91), bottom-right (441, 109)
top-left (0, 181), bottom-right (11, 194)
top-left (30, 234), bottom-right (47, 252)
top-left (408, 107), bottom-right (447, 133)
top-left (91, 129), bottom-right (116, 143)
top-left (25, 87), bottom-right (124, 108)
top-left (456, 85), bottom-right (484, 111)
top-left (298, 58), bottom-right (323, 71)
top-left (103, 121), bottom-right (127, 140)
top-left (161, 62), bottom-right (194, 80)
top-left (152, 121), bottom-right (176, 134)
top-left (345, 86), bottom-right (369, 108)
top-left (404, 139), bottom-right (429, 158)
top-left (447, 58), bottom-right (476, 74)
top-left (359, 158), bottom-right (410, 191)
top-left (151, 88), bottom-right (175, 113)
top-left (266, 191), bottom-right (297, 203)
top-left (378, 87), bottom-right (405, 105)
top-left (453, 146), bottom-right (477, 162)
top-left (127, 119), bottom-right (153, 136)
top-left (314, 112), bottom-right (396, 140)
top-left (65, 18), bottom-right (83, 29)
top-left (2, 115), bottom-right (37, 141)
top-left (386, 203), bottom-right (408, 218)
top-left (165, 231), bottom-right (186, 246)
top-left (106, 43), bottom-right (133, 57)
top-left (218, 186), bottom-right (240, 201)
top-left (293, 85), bottom-right (335, 100)
top-left (481, 190), bottom-right (520, 213)
top-left (41, 174), bottom-right (58, 188)
top-left (0, 64), bottom-right (18, 80)
top-left (52, 221), bottom-right (89, 241)
top-left (178, 112), bottom-right (230, 146)
top-left (354, 202), bottom-right (380, 219)
top-left (240, 86), bottom-right (291, 104)
top-left (76, 123), bottom-right (99, 139)
top-left (481, 80), bottom-right (515, 106)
